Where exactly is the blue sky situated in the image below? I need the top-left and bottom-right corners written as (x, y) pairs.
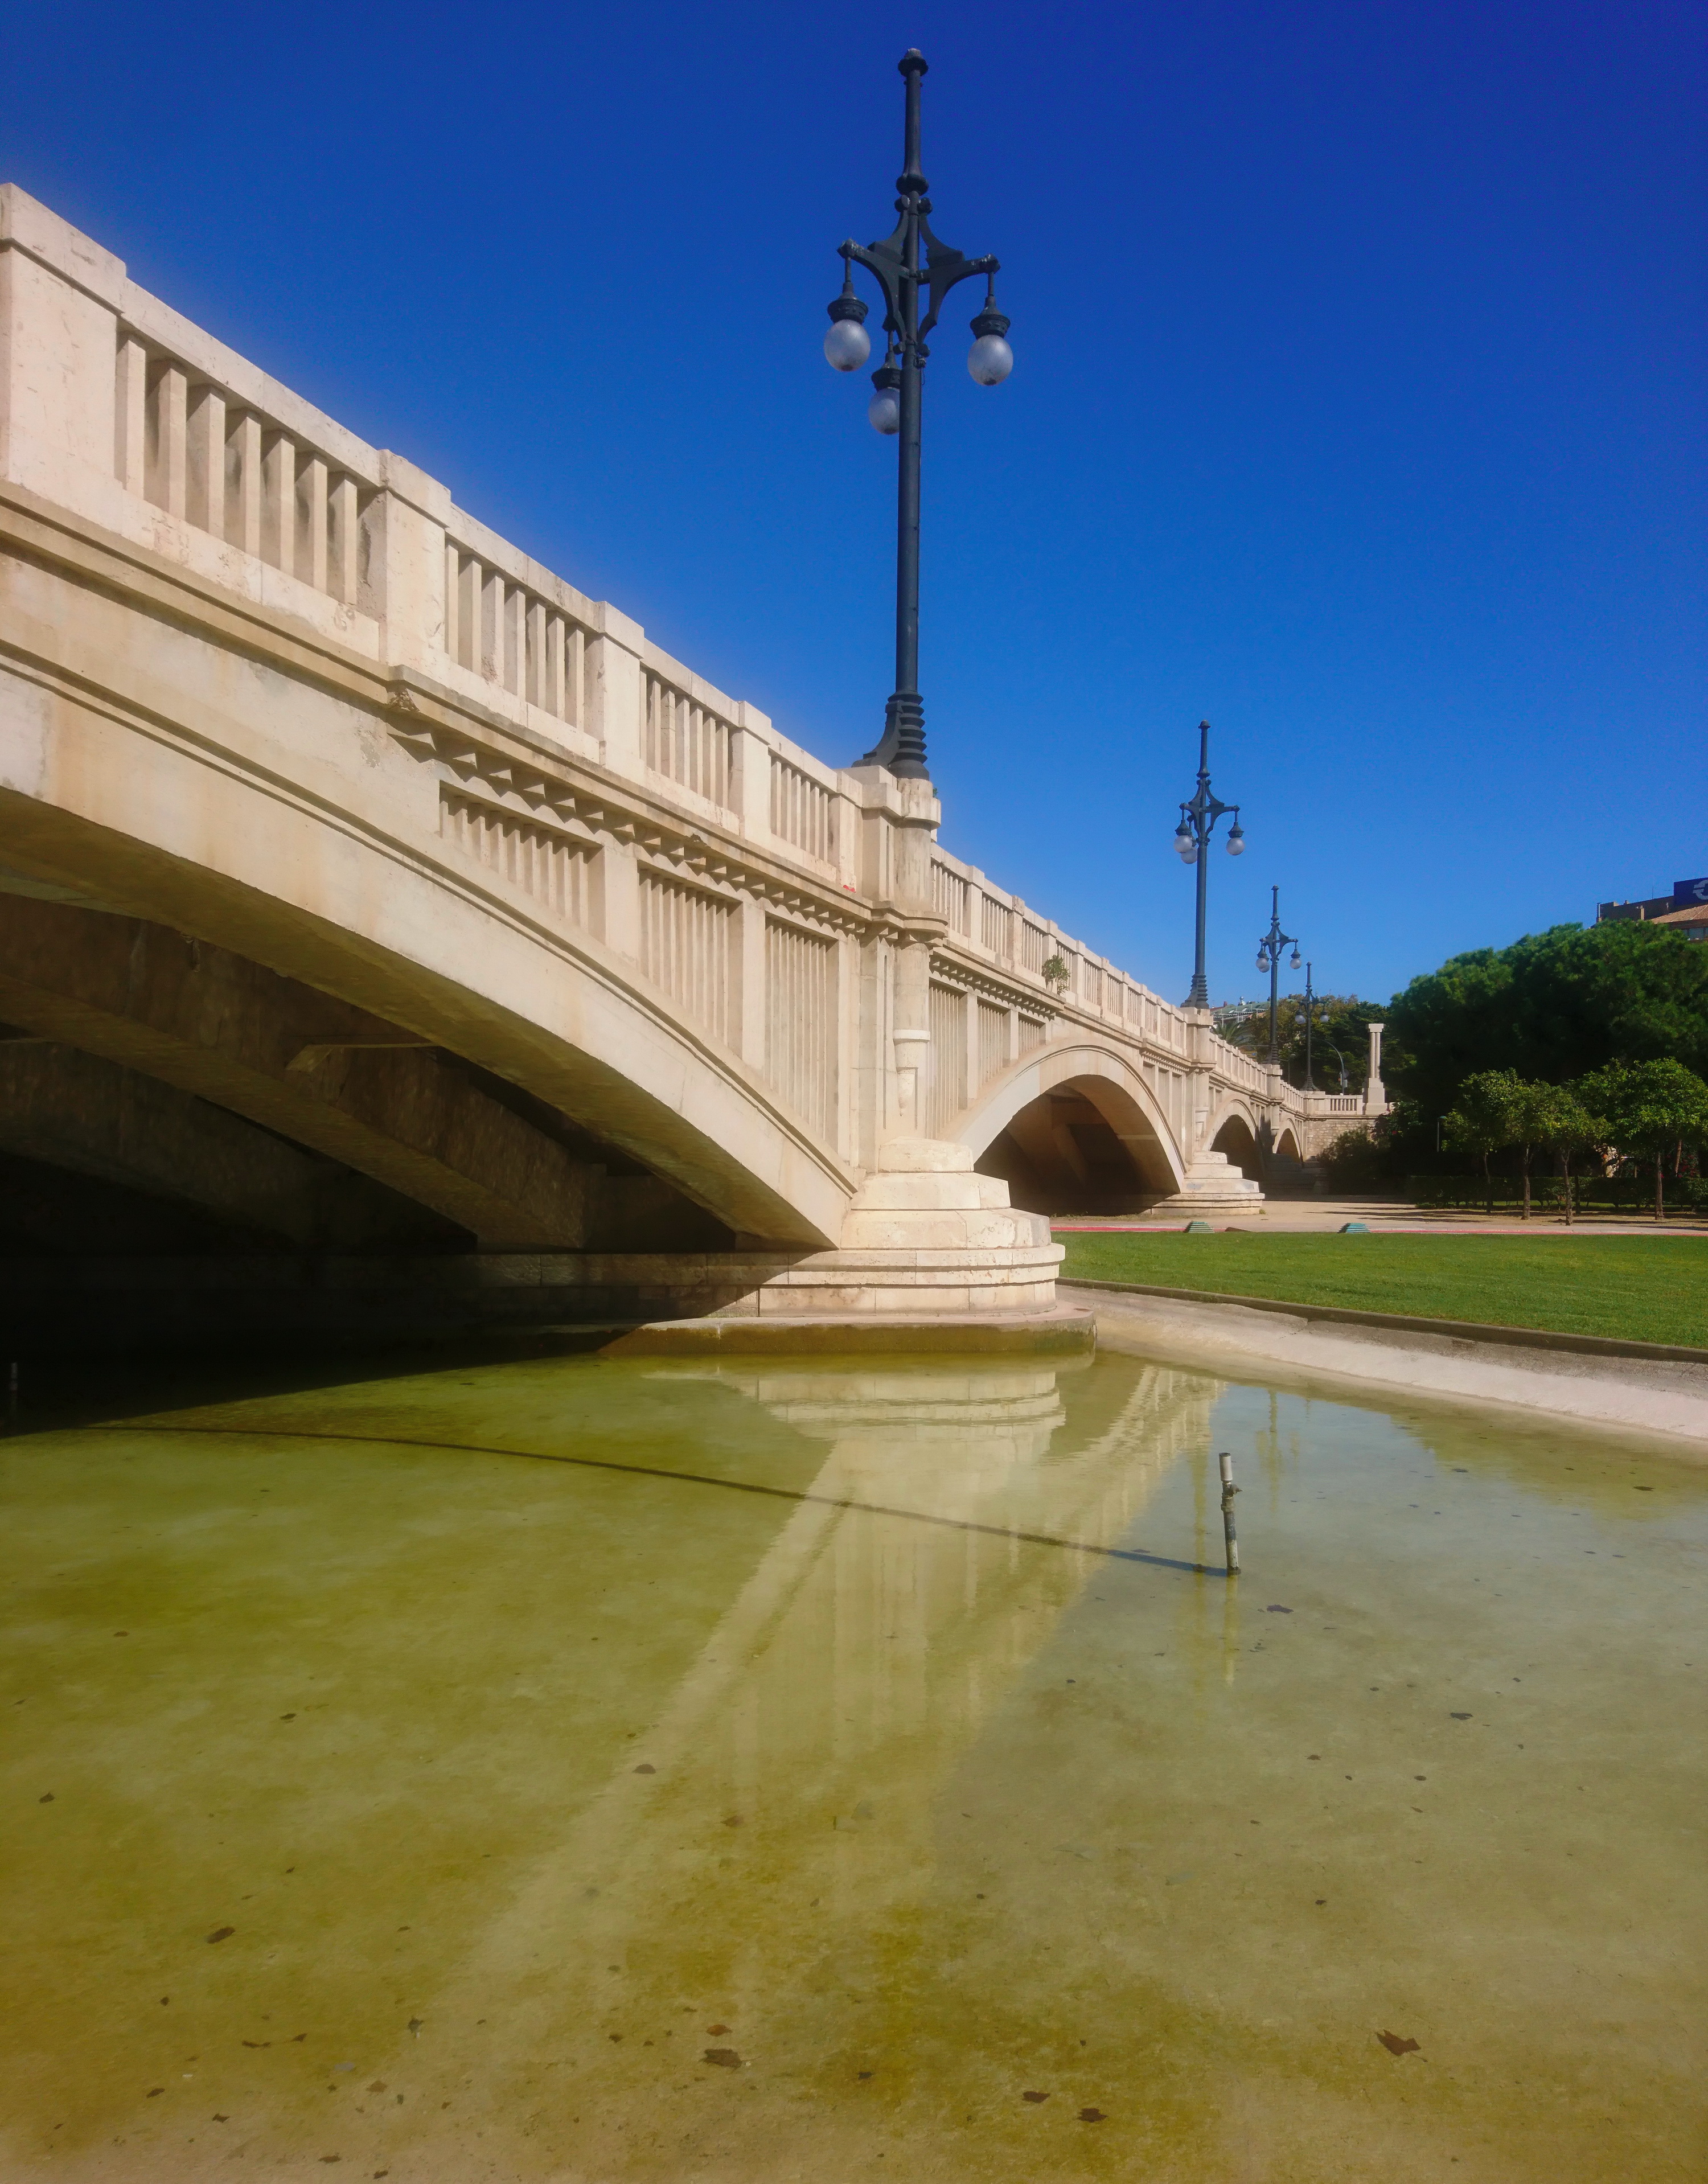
top-left (3, 1), bottom-right (1701, 1008)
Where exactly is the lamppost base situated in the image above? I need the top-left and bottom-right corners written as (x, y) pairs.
top-left (858, 691), bottom-right (930, 780)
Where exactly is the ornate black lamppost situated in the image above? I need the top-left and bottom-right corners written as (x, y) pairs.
top-left (823, 50), bottom-right (1011, 781)
top-left (1254, 885), bottom-right (1301, 1064)
top-left (1172, 719), bottom-right (1246, 1008)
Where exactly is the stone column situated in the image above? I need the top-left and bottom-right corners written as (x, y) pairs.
top-left (1185, 1006), bottom-right (1214, 1150)
top-left (851, 767), bottom-right (943, 1144)
top-left (735, 893), bottom-right (767, 1067)
top-left (1365, 1021), bottom-right (1386, 1113)
top-left (885, 774), bottom-right (943, 1138)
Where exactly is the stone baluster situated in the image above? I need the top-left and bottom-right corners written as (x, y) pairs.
top-left (297, 453), bottom-right (328, 593)
top-left (149, 363), bottom-right (188, 518)
top-left (114, 336), bottom-right (148, 496)
top-left (261, 429), bottom-right (293, 572)
top-left (227, 413), bottom-right (262, 558)
top-left (186, 385), bottom-right (224, 537)
top-left (328, 475), bottom-right (359, 605)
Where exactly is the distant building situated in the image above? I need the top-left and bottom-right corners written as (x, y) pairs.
top-left (1598, 876), bottom-right (1708, 943)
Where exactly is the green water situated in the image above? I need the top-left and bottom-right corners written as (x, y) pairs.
top-left (2, 1350), bottom-right (1703, 2182)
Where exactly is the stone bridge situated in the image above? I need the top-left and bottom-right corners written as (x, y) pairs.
top-left (0, 187), bottom-right (1385, 1340)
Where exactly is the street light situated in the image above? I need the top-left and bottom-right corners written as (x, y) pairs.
top-left (1254, 884), bottom-right (1302, 1065)
top-left (823, 49), bottom-right (1009, 781)
top-left (1174, 719), bottom-right (1245, 1009)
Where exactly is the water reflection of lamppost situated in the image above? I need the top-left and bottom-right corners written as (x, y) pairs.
top-left (822, 49), bottom-right (1012, 782)
top-left (1172, 720), bottom-right (1246, 1008)
top-left (1254, 885), bottom-right (1301, 1064)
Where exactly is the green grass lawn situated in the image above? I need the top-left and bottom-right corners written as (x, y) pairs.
top-left (1057, 1231), bottom-right (1708, 1347)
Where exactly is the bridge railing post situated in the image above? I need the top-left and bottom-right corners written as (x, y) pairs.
top-left (0, 190), bottom-right (129, 523)
top-left (584, 606), bottom-right (645, 781)
top-left (363, 453), bottom-right (452, 665)
top-left (732, 704), bottom-right (773, 845)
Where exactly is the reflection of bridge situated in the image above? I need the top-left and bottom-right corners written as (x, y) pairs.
top-left (0, 188), bottom-right (1385, 1327)
top-left (417, 1356), bottom-right (1221, 2164)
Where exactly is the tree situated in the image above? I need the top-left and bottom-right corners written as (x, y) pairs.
top-left (1578, 1058), bottom-right (1708, 1222)
top-left (1527, 1084), bottom-right (1604, 1226)
top-left (1443, 1070), bottom-right (1528, 1214)
top-left (1220, 993), bottom-right (1387, 1091)
top-left (1509, 1078), bottom-right (1568, 1221)
top-left (1386, 922), bottom-right (1708, 1116)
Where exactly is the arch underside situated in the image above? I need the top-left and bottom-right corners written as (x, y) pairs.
top-left (952, 1044), bottom-right (1188, 1216)
top-left (1209, 1106), bottom-right (1259, 1177)
top-left (1211, 1099), bottom-right (1308, 1186)
top-left (0, 746), bottom-right (851, 1258)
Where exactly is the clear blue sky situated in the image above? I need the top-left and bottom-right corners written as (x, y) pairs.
top-left (4, 1), bottom-right (1702, 1009)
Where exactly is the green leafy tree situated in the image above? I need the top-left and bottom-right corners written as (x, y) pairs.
top-left (1220, 993), bottom-right (1387, 1091)
top-left (1443, 1069), bottom-right (1528, 1214)
top-left (1578, 1058), bottom-right (1708, 1222)
top-left (1508, 1078), bottom-right (1571, 1221)
top-left (1386, 922), bottom-right (1708, 1116)
top-left (1527, 1084), bottom-right (1604, 1226)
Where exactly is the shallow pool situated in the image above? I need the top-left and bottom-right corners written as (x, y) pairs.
top-left (3, 1350), bottom-right (1703, 2181)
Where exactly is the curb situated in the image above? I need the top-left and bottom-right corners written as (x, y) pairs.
top-left (1056, 1279), bottom-right (1708, 1368)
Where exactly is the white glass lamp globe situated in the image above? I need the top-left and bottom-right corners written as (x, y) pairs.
top-left (1226, 825), bottom-right (1246, 856)
top-left (1176, 835), bottom-right (1198, 864)
top-left (824, 318), bottom-right (871, 372)
top-left (968, 332), bottom-right (1014, 385)
top-left (868, 384), bottom-right (901, 435)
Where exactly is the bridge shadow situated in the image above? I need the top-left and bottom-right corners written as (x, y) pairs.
top-left (0, 1329), bottom-right (627, 1441)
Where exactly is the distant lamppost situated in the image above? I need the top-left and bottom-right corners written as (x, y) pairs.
top-left (822, 49), bottom-right (1011, 781)
top-left (1173, 719), bottom-right (1245, 1008)
top-left (1254, 885), bottom-right (1301, 1065)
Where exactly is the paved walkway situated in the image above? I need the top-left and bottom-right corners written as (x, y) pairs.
top-left (1052, 1199), bottom-right (1708, 1238)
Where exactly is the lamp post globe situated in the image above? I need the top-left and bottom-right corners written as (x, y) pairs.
top-left (824, 317), bottom-right (872, 372)
top-left (867, 370), bottom-right (902, 434)
top-left (821, 51), bottom-right (1010, 780)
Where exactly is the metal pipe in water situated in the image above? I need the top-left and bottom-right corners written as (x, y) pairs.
top-left (1218, 1450), bottom-right (1240, 1576)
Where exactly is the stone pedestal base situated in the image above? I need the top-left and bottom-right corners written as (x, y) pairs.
top-left (605, 1306), bottom-right (1096, 1358)
top-left (736, 1137), bottom-right (1065, 1318)
top-left (1147, 1147), bottom-right (1266, 1218)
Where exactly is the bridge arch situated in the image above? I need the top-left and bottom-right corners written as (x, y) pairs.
top-left (1209, 1097), bottom-right (1261, 1180)
top-left (0, 669), bottom-right (855, 1250)
top-left (951, 1041), bottom-right (1188, 1214)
